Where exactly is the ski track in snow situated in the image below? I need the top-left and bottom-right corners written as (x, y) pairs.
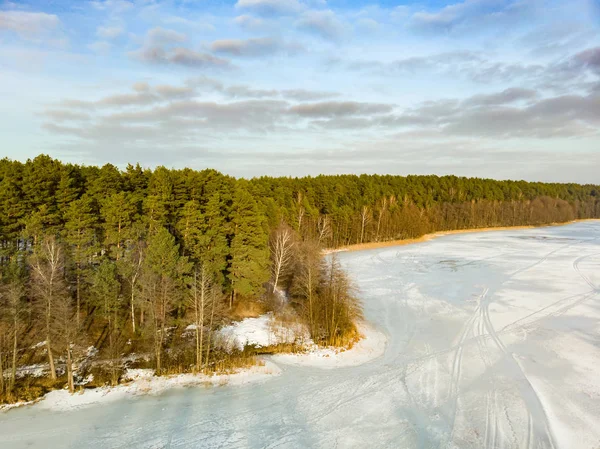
top-left (2, 222), bottom-right (600, 448)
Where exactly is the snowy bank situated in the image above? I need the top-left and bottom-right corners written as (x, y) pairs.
top-left (272, 323), bottom-right (387, 369)
top-left (20, 361), bottom-right (282, 413)
top-left (217, 313), bottom-right (310, 352)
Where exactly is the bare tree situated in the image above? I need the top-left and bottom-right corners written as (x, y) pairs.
top-left (321, 255), bottom-right (361, 346)
top-left (317, 215), bottom-right (332, 244)
top-left (204, 286), bottom-right (224, 368)
top-left (119, 239), bottom-right (145, 334)
top-left (53, 291), bottom-right (77, 393)
top-left (359, 206), bottom-right (371, 244)
top-left (30, 236), bottom-right (67, 380)
top-left (270, 224), bottom-right (296, 294)
top-left (0, 328), bottom-right (5, 399)
top-left (375, 198), bottom-right (388, 242)
top-left (295, 192), bottom-right (305, 233)
top-left (1, 276), bottom-right (27, 398)
top-left (187, 264), bottom-right (214, 371)
top-left (294, 240), bottom-right (323, 337)
top-left (141, 269), bottom-right (174, 374)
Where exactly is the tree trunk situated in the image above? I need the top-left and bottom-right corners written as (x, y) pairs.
top-left (47, 340), bottom-right (57, 380)
top-left (155, 337), bottom-right (162, 375)
top-left (10, 316), bottom-right (18, 393)
top-left (0, 348), bottom-right (5, 398)
top-left (199, 284), bottom-right (205, 370)
top-left (130, 289), bottom-right (136, 334)
top-left (76, 265), bottom-right (81, 329)
top-left (66, 345), bottom-right (74, 394)
top-left (205, 293), bottom-right (216, 368)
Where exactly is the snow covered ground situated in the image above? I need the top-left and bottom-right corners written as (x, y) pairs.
top-left (272, 322), bottom-right (387, 369)
top-left (35, 362), bottom-right (282, 412)
top-left (217, 312), bottom-right (311, 351)
top-left (1, 221), bottom-right (600, 448)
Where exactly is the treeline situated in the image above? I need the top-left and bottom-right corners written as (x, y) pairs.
top-left (249, 174), bottom-right (600, 247)
top-left (0, 155), bottom-right (598, 403)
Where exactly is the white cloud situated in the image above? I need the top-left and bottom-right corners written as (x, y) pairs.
top-left (90, 0), bottom-right (134, 14)
top-left (0, 10), bottom-right (60, 38)
top-left (88, 41), bottom-right (112, 53)
top-left (296, 10), bottom-right (347, 41)
top-left (210, 37), bottom-right (301, 57)
top-left (146, 27), bottom-right (187, 45)
top-left (235, 0), bottom-right (304, 15)
top-left (131, 46), bottom-right (231, 69)
top-left (96, 26), bottom-right (124, 39)
top-left (234, 14), bottom-right (267, 31)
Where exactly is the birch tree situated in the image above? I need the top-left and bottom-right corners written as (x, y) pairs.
top-left (317, 215), bottom-right (331, 244)
top-left (29, 236), bottom-right (67, 380)
top-left (359, 206), bottom-right (371, 244)
top-left (187, 264), bottom-right (214, 371)
top-left (118, 233), bottom-right (145, 334)
top-left (270, 224), bottom-right (296, 294)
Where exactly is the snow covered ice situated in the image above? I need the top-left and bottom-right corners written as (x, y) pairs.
top-left (1, 221), bottom-right (600, 448)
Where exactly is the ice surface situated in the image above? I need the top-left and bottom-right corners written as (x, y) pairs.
top-left (1, 221), bottom-right (600, 448)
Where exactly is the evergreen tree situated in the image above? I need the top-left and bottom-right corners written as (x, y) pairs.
top-left (0, 176), bottom-right (26, 258)
top-left (228, 186), bottom-right (270, 307)
top-left (63, 194), bottom-right (98, 327)
top-left (55, 166), bottom-right (81, 223)
top-left (101, 192), bottom-right (138, 260)
top-left (92, 259), bottom-right (121, 385)
top-left (141, 227), bottom-right (190, 373)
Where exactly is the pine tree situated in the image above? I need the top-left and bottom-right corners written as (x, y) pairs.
top-left (0, 176), bottom-right (26, 258)
top-left (92, 259), bottom-right (121, 385)
top-left (141, 227), bottom-right (190, 373)
top-left (228, 186), bottom-right (270, 307)
top-left (176, 200), bottom-right (204, 261)
top-left (144, 167), bottom-right (173, 233)
top-left (101, 192), bottom-right (138, 260)
top-left (63, 195), bottom-right (98, 327)
top-left (117, 224), bottom-right (146, 334)
top-left (55, 166), bottom-right (81, 223)
top-left (202, 193), bottom-right (230, 283)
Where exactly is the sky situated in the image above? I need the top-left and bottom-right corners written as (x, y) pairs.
top-left (0, 0), bottom-right (599, 182)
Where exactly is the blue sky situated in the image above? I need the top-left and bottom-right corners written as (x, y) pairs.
top-left (0, 0), bottom-right (599, 181)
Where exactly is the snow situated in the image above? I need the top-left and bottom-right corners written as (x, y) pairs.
top-left (33, 361), bottom-right (282, 412)
top-left (6, 363), bottom-right (47, 379)
top-left (272, 323), bottom-right (386, 369)
top-left (217, 312), bottom-right (310, 352)
top-left (2, 221), bottom-right (600, 449)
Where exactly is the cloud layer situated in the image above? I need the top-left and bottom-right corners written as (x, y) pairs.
top-left (1, 0), bottom-right (599, 182)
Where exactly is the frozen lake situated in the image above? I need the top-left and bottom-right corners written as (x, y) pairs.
top-left (2, 222), bottom-right (600, 449)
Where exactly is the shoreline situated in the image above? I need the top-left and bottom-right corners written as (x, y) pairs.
top-left (1, 322), bottom-right (387, 413)
top-left (0, 360), bottom-right (283, 413)
top-left (334, 219), bottom-right (600, 253)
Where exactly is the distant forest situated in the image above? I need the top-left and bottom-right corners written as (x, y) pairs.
top-left (0, 155), bottom-right (598, 402)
